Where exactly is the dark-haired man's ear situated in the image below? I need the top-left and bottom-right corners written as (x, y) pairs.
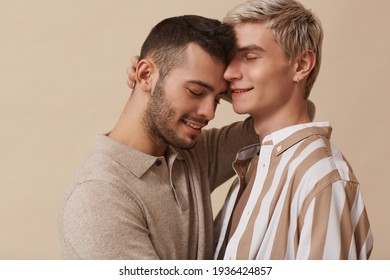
top-left (135, 59), bottom-right (156, 92)
top-left (293, 49), bottom-right (316, 83)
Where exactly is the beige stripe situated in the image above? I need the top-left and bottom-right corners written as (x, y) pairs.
top-left (232, 130), bottom-right (348, 259)
top-left (367, 246), bottom-right (373, 259)
top-left (215, 177), bottom-right (239, 259)
top-left (237, 134), bottom-right (330, 259)
top-left (274, 126), bottom-right (331, 156)
top-left (354, 206), bottom-right (371, 259)
top-left (217, 157), bottom-right (258, 259)
top-left (267, 138), bottom-right (316, 221)
top-left (269, 143), bottom-right (333, 259)
top-left (339, 182), bottom-right (358, 259)
top-left (269, 138), bottom-right (322, 259)
top-left (299, 169), bottom-right (341, 229)
top-left (345, 157), bottom-right (358, 183)
top-left (228, 156), bottom-right (259, 241)
top-left (308, 186), bottom-right (332, 259)
top-left (296, 169), bottom-right (340, 257)
top-left (235, 153), bottom-right (283, 259)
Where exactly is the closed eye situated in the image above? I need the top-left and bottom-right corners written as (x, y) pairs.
top-left (237, 44), bottom-right (265, 61)
top-left (188, 89), bottom-right (203, 97)
top-left (245, 54), bottom-right (260, 60)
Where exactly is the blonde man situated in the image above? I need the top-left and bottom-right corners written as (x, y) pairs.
top-left (214, 0), bottom-right (373, 259)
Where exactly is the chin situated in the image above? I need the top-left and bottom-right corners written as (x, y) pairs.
top-left (178, 141), bottom-right (197, 150)
top-left (232, 104), bottom-right (249, 115)
top-left (171, 135), bottom-right (197, 150)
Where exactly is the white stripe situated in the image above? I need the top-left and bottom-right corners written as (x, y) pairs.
top-left (224, 145), bottom-right (273, 259)
top-left (252, 143), bottom-right (301, 259)
top-left (350, 190), bottom-right (370, 259)
top-left (294, 140), bottom-right (335, 211)
top-left (348, 236), bottom-right (358, 259)
top-left (358, 229), bottom-right (373, 260)
top-left (322, 181), bottom-right (345, 259)
top-left (330, 143), bottom-right (350, 181)
top-left (213, 183), bottom-right (240, 259)
top-left (286, 140), bottom-right (334, 257)
top-left (296, 201), bottom-right (314, 259)
top-left (217, 123), bottom-right (372, 260)
top-left (253, 138), bottom-right (328, 259)
top-left (350, 189), bottom-right (365, 230)
top-left (271, 121), bottom-right (331, 145)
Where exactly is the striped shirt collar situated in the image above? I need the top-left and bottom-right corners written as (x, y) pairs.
top-left (235, 122), bottom-right (332, 161)
top-left (265, 121), bottom-right (332, 156)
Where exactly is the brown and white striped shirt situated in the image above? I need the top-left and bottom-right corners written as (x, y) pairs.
top-left (214, 122), bottom-right (373, 260)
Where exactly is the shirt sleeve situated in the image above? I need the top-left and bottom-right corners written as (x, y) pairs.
top-left (61, 181), bottom-right (160, 260)
top-left (297, 181), bottom-right (373, 260)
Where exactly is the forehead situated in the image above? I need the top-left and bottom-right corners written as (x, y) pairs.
top-left (167, 43), bottom-right (228, 92)
top-left (233, 22), bottom-right (278, 50)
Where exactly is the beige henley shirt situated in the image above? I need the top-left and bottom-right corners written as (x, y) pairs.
top-left (60, 118), bottom-right (257, 259)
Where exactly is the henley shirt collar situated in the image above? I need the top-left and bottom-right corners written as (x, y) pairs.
top-left (94, 135), bottom-right (182, 179)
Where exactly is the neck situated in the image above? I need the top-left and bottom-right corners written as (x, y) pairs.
top-left (253, 100), bottom-right (311, 142)
top-left (108, 91), bottom-right (167, 156)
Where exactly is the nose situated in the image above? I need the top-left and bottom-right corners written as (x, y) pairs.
top-left (197, 96), bottom-right (216, 121)
top-left (224, 59), bottom-right (242, 82)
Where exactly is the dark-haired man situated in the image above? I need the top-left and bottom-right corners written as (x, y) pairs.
top-left (60, 15), bottom-right (257, 259)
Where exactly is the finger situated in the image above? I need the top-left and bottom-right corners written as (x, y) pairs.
top-left (127, 66), bottom-right (136, 81)
top-left (130, 55), bottom-right (140, 67)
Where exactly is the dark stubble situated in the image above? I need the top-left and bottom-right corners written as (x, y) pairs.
top-left (143, 77), bottom-right (197, 150)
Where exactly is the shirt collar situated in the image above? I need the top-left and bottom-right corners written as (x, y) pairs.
top-left (235, 143), bottom-right (260, 162)
top-left (235, 121), bottom-right (332, 161)
top-left (94, 135), bottom-right (182, 179)
top-left (263, 121), bottom-right (332, 156)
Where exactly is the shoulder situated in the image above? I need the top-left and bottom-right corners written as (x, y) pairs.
top-left (63, 153), bottom-right (144, 217)
top-left (288, 136), bottom-right (359, 203)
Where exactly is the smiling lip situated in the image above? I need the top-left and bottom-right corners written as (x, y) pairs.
top-left (182, 119), bottom-right (206, 131)
top-left (230, 87), bottom-right (254, 95)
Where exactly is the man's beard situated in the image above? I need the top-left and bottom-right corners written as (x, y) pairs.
top-left (143, 78), bottom-right (197, 150)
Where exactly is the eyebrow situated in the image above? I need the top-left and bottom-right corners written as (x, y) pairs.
top-left (236, 44), bottom-right (266, 53)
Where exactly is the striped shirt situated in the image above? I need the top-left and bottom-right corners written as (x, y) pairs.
top-left (214, 122), bottom-right (373, 260)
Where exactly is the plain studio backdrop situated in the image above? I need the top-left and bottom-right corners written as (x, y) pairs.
top-left (1, 0), bottom-right (389, 259)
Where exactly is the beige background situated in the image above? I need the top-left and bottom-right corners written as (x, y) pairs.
top-left (1, 0), bottom-right (389, 259)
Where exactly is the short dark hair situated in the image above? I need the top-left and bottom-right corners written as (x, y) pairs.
top-left (140, 15), bottom-right (236, 79)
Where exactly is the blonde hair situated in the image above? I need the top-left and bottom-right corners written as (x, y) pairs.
top-left (224, 0), bottom-right (323, 99)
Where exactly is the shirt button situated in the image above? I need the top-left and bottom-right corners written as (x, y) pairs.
top-left (155, 160), bottom-right (162, 166)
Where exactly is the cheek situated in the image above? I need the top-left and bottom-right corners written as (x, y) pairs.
top-left (250, 63), bottom-right (291, 87)
top-left (165, 94), bottom-right (194, 116)
top-left (245, 65), bottom-right (269, 86)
